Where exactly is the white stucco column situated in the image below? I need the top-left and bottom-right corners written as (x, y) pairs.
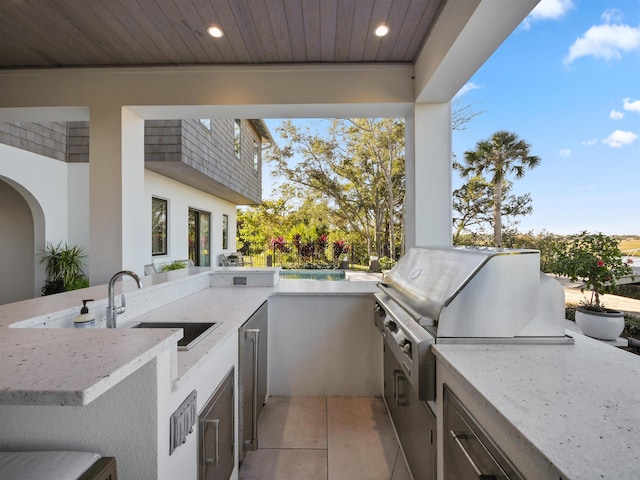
top-left (89, 106), bottom-right (145, 285)
top-left (405, 103), bottom-right (452, 248)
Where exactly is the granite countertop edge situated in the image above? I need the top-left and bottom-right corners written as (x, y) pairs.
top-left (0, 276), bottom-right (379, 405)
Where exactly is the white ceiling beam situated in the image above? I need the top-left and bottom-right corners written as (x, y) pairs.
top-left (0, 64), bottom-right (415, 120)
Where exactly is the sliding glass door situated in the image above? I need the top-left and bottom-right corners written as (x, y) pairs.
top-left (188, 208), bottom-right (211, 266)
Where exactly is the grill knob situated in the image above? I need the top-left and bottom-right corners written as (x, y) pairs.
top-left (383, 319), bottom-right (397, 333)
top-left (399, 338), bottom-right (412, 355)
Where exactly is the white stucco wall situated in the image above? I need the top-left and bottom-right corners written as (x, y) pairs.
top-left (0, 356), bottom-right (161, 480)
top-left (67, 162), bottom-right (90, 270)
top-left (0, 142), bottom-right (238, 300)
top-left (0, 144), bottom-right (72, 298)
top-left (145, 170), bottom-right (237, 268)
top-left (0, 179), bottom-right (34, 302)
top-left (0, 143), bottom-right (69, 244)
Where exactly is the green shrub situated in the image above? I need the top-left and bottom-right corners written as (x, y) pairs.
top-left (39, 241), bottom-right (87, 295)
top-left (161, 261), bottom-right (187, 272)
top-left (379, 256), bottom-right (396, 270)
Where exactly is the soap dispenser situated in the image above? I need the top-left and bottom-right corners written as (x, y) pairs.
top-left (74, 299), bottom-right (95, 328)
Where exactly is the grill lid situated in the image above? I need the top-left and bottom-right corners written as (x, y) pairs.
top-left (380, 247), bottom-right (566, 338)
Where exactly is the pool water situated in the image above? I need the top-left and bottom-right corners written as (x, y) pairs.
top-left (279, 269), bottom-right (347, 281)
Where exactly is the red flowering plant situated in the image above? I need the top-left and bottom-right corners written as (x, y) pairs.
top-left (549, 231), bottom-right (634, 311)
top-left (270, 236), bottom-right (289, 253)
top-left (332, 240), bottom-right (349, 260)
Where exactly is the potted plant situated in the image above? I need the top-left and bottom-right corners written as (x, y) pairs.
top-left (549, 231), bottom-right (634, 340)
top-left (39, 241), bottom-right (88, 295)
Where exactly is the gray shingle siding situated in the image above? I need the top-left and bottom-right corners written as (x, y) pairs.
top-left (147, 118), bottom-right (262, 204)
top-left (0, 122), bottom-right (67, 162)
top-left (0, 118), bottom-right (263, 204)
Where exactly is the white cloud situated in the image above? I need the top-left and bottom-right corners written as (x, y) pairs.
top-left (522, 0), bottom-right (574, 30)
top-left (564, 23), bottom-right (640, 64)
top-left (602, 9), bottom-right (624, 24)
top-left (623, 97), bottom-right (640, 113)
top-left (455, 82), bottom-right (481, 98)
top-left (610, 110), bottom-right (625, 120)
top-left (559, 148), bottom-right (572, 157)
top-left (530, 0), bottom-right (575, 20)
top-left (602, 129), bottom-right (638, 147)
top-left (582, 139), bottom-right (598, 146)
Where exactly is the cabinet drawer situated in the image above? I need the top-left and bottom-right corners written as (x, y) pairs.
top-left (443, 385), bottom-right (524, 480)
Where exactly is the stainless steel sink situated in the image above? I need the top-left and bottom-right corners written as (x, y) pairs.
top-left (131, 322), bottom-right (219, 351)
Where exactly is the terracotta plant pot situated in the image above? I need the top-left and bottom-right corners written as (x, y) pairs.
top-left (575, 306), bottom-right (625, 341)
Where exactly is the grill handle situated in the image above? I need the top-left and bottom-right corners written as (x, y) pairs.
top-left (377, 283), bottom-right (436, 326)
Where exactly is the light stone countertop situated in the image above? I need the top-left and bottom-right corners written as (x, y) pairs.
top-left (0, 327), bottom-right (182, 406)
top-left (433, 333), bottom-right (640, 480)
top-left (0, 273), bottom-right (379, 405)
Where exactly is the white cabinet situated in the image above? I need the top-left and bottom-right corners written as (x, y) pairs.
top-left (267, 294), bottom-right (381, 396)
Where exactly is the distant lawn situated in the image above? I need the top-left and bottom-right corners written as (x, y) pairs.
top-left (620, 238), bottom-right (640, 255)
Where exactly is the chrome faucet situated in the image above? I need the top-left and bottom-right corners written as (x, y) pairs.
top-left (106, 270), bottom-right (143, 328)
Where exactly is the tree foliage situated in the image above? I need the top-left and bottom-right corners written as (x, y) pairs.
top-left (264, 118), bottom-right (405, 259)
top-left (459, 130), bottom-right (540, 247)
top-left (452, 175), bottom-right (533, 243)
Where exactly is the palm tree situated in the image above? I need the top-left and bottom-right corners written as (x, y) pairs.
top-left (462, 130), bottom-right (540, 247)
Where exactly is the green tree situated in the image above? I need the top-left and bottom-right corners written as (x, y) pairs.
top-left (237, 197), bottom-right (291, 255)
top-left (461, 130), bottom-right (540, 247)
top-left (266, 118), bottom-right (405, 259)
top-left (452, 175), bottom-right (533, 244)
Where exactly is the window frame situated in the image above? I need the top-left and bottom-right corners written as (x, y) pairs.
top-left (222, 214), bottom-right (229, 250)
top-left (253, 140), bottom-right (259, 173)
top-left (234, 119), bottom-right (242, 158)
top-left (151, 197), bottom-right (168, 256)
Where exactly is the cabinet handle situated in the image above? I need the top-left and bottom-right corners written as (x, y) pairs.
top-left (203, 419), bottom-right (220, 467)
top-left (245, 328), bottom-right (260, 448)
top-left (393, 370), bottom-right (403, 407)
top-left (449, 430), bottom-right (496, 480)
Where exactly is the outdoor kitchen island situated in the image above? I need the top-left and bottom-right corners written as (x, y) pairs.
top-left (0, 268), bottom-right (637, 480)
top-left (433, 333), bottom-right (640, 480)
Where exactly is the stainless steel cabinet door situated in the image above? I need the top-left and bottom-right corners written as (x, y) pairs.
top-left (383, 345), bottom-right (436, 480)
top-left (443, 385), bottom-right (524, 480)
top-left (199, 368), bottom-right (234, 480)
top-left (239, 301), bottom-right (268, 462)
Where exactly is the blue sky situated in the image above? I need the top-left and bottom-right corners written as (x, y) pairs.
top-left (453, 0), bottom-right (640, 235)
top-left (265, 0), bottom-right (640, 236)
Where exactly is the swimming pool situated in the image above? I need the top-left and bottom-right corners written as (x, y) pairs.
top-left (279, 269), bottom-right (347, 281)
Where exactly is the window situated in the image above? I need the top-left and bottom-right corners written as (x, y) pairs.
top-left (189, 208), bottom-right (211, 266)
top-left (234, 119), bottom-right (241, 158)
top-left (152, 197), bottom-right (168, 256)
top-left (222, 214), bottom-right (229, 250)
top-left (253, 141), bottom-right (259, 173)
top-left (199, 118), bottom-right (211, 130)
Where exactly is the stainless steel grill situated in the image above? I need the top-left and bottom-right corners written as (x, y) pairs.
top-left (374, 247), bottom-right (572, 402)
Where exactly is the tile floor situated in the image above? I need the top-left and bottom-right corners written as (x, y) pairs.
top-left (239, 396), bottom-right (411, 480)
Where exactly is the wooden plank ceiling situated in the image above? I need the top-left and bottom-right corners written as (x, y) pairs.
top-left (0, 0), bottom-right (445, 68)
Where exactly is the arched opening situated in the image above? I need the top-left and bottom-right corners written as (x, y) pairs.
top-left (0, 177), bottom-right (45, 303)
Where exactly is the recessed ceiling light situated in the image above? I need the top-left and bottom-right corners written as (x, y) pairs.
top-left (207, 25), bottom-right (224, 38)
top-left (374, 24), bottom-right (390, 37)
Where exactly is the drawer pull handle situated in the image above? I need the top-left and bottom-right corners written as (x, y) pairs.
top-left (245, 328), bottom-right (261, 449)
top-left (449, 430), bottom-right (496, 480)
top-left (203, 418), bottom-right (220, 467)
